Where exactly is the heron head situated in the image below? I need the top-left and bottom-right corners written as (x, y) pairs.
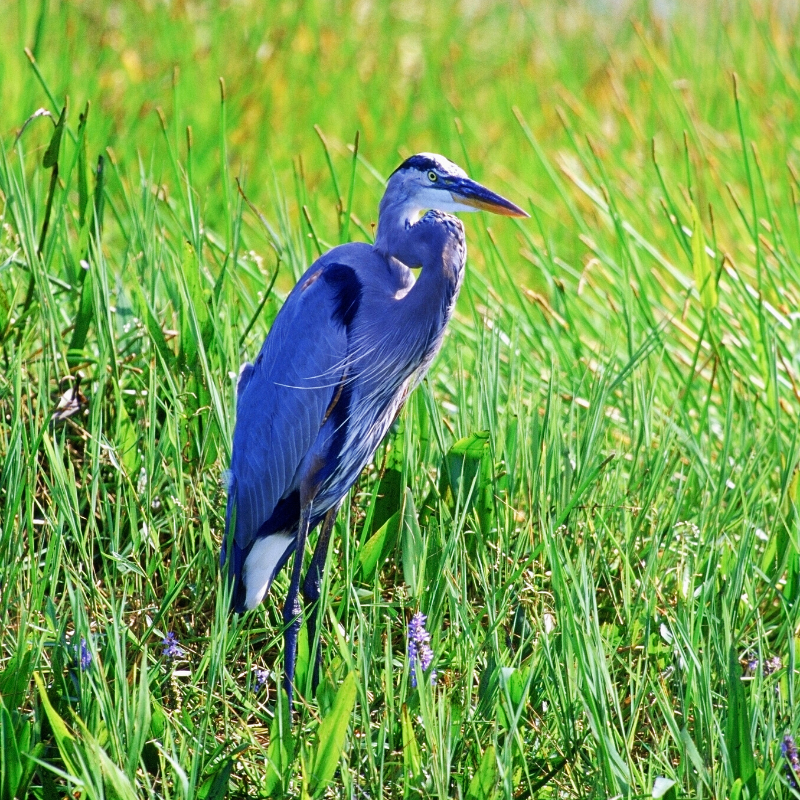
top-left (385, 152), bottom-right (529, 220)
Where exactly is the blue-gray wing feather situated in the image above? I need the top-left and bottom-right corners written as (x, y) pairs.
top-left (223, 270), bottom-right (349, 574)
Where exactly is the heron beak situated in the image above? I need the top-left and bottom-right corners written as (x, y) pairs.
top-left (449, 177), bottom-right (529, 218)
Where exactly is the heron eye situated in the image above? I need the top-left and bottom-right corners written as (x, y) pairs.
top-left (427, 171), bottom-right (438, 182)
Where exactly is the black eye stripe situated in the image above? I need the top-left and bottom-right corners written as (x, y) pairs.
top-left (391, 154), bottom-right (440, 175)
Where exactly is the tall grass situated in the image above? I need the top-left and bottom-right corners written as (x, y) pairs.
top-left (1, 0), bottom-right (799, 797)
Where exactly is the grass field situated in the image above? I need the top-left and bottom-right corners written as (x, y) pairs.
top-left (2, 0), bottom-right (800, 797)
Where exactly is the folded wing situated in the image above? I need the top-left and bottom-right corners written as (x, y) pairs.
top-left (223, 262), bottom-right (361, 610)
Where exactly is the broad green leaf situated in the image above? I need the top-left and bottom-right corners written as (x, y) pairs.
top-left (449, 430), bottom-right (492, 459)
top-left (500, 666), bottom-right (526, 708)
top-left (401, 705), bottom-right (422, 783)
top-left (476, 434), bottom-right (495, 536)
top-left (444, 431), bottom-right (493, 531)
top-left (43, 104), bottom-right (67, 169)
top-left (497, 666), bottom-right (525, 730)
top-left (691, 202), bottom-right (717, 311)
top-left (728, 778), bottom-right (742, 800)
top-left (446, 430), bottom-right (491, 500)
top-left (68, 265), bottom-right (93, 365)
top-left (0, 649), bottom-right (33, 709)
top-left (92, 741), bottom-right (139, 800)
top-left (1, 700), bottom-right (23, 800)
top-left (264, 699), bottom-right (294, 796)
top-left (33, 673), bottom-right (78, 775)
top-left (132, 281), bottom-right (173, 367)
top-left (197, 757), bottom-right (233, 800)
top-left (310, 670), bottom-right (357, 795)
top-left (466, 744), bottom-right (498, 800)
top-left (680, 727), bottom-right (710, 788)
top-left (181, 240), bottom-right (212, 363)
top-left (755, 767), bottom-right (765, 797)
top-left (294, 621), bottom-right (309, 700)
top-left (401, 488), bottom-right (423, 595)
top-left (19, 742), bottom-right (44, 799)
top-left (149, 699), bottom-right (167, 738)
top-left (359, 509), bottom-right (401, 581)
top-left (126, 660), bottom-right (151, 779)
top-left (725, 647), bottom-right (755, 793)
top-left (371, 467), bottom-right (403, 534)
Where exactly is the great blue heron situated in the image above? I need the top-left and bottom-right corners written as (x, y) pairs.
top-left (222, 153), bottom-right (527, 707)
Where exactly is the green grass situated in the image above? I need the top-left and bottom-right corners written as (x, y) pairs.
top-left (2, 0), bottom-right (800, 797)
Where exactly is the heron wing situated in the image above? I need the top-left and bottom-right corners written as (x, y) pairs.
top-left (223, 262), bottom-right (362, 595)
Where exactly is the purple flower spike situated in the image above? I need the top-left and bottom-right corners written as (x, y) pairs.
top-left (253, 668), bottom-right (269, 694)
top-left (79, 637), bottom-right (92, 672)
top-left (162, 631), bottom-right (185, 661)
top-left (407, 612), bottom-right (436, 688)
top-left (783, 734), bottom-right (800, 789)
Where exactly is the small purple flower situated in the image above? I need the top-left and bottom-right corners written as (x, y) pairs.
top-left (407, 612), bottom-right (436, 688)
top-left (763, 656), bottom-right (782, 676)
top-left (783, 734), bottom-right (800, 789)
top-left (78, 637), bottom-right (92, 671)
top-left (742, 653), bottom-right (782, 678)
top-left (253, 668), bottom-right (269, 694)
top-left (162, 632), bottom-right (185, 661)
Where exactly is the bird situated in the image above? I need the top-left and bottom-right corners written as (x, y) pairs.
top-left (222, 152), bottom-right (527, 708)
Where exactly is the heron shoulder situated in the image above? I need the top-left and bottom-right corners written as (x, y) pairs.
top-left (304, 241), bottom-right (414, 299)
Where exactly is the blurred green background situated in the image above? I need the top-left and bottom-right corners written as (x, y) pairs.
top-left (5, 0), bottom-right (799, 281)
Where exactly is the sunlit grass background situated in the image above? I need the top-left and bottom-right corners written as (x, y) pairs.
top-left (2, 0), bottom-right (800, 797)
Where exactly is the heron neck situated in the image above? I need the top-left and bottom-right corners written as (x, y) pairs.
top-left (374, 197), bottom-right (425, 266)
top-left (375, 205), bottom-right (465, 328)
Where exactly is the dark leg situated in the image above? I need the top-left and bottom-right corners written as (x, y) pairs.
top-left (302, 505), bottom-right (339, 694)
top-left (283, 498), bottom-right (313, 710)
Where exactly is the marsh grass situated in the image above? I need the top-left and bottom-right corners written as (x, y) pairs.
top-left (1, 0), bottom-right (800, 797)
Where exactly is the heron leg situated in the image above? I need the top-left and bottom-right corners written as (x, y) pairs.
top-left (302, 504), bottom-right (339, 694)
top-left (283, 497), bottom-right (313, 710)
